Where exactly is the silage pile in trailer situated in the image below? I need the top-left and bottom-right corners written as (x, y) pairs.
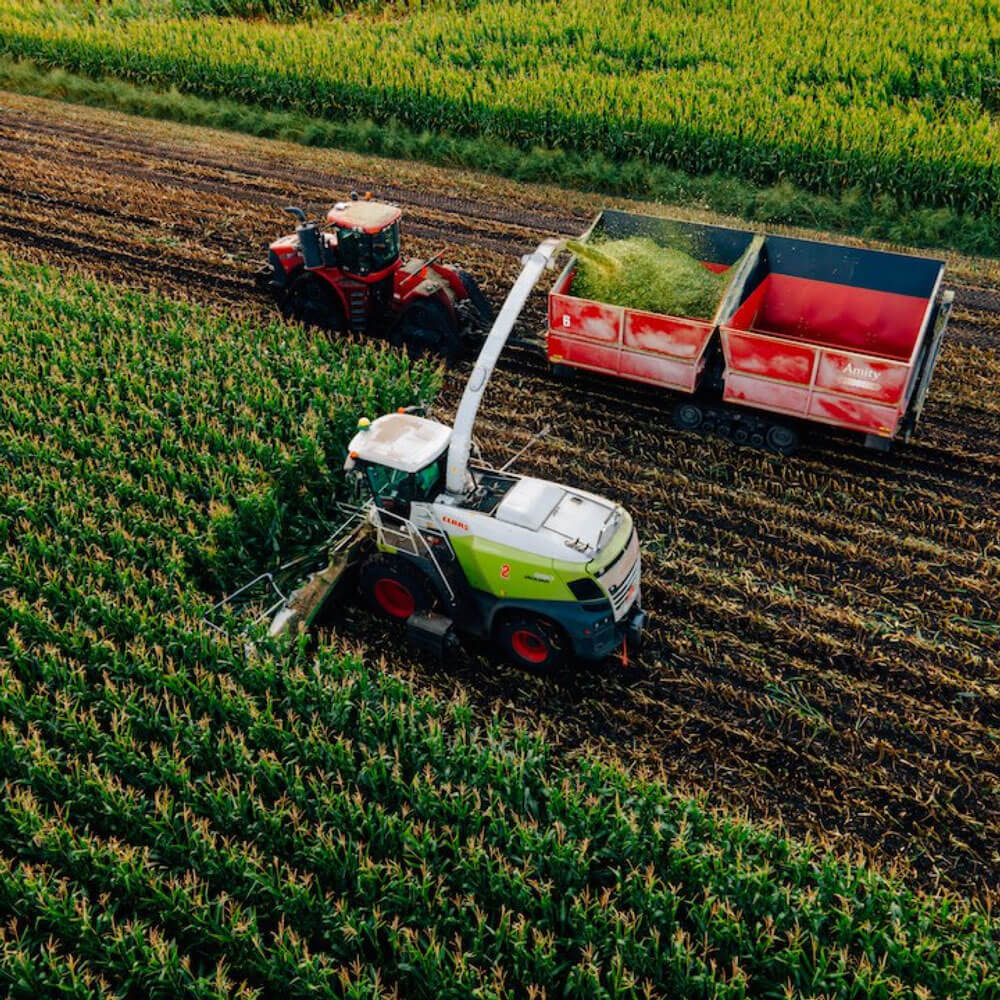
top-left (567, 236), bottom-right (727, 318)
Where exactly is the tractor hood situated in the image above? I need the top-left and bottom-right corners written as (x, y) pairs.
top-left (495, 477), bottom-right (623, 557)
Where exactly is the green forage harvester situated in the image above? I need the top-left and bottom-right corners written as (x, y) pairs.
top-left (567, 236), bottom-right (728, 319)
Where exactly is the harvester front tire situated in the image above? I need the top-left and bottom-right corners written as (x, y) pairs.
top-left (494, 614), bottom-right (567, 676)
top-left (282, 275), bottom-right (346, 341)
top-left (360, 556), bottom-right (435, 622)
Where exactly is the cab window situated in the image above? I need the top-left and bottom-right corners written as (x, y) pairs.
top-left (371, 222), bottom-right (400, 270)
top-left (414, 458), bottom-right (442, 499)
top-left (365, 459), bottom-right (442, 515)
top-left (335, 226), bottom-right (363, 273)
top-left (366, 464), bottom-right (414, 508)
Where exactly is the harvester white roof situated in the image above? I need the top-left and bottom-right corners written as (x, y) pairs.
top-left (348, 413), bottom-right (451, 473)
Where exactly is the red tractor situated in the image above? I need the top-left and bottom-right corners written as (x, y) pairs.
top-left (258, 195), bottom-right (492, 362)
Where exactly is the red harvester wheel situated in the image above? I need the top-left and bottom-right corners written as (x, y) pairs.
top-left (495, 614), bottom-right (567, 675)
top-left (360, 556), bottom-right (434, 622)
top-left (511, 629), bottom-right (549, 664)
top-left (373, 578), bottom-right (416, 619)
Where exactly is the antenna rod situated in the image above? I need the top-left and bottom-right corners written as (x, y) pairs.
top-left (499, 424), bottom-right (551, 473)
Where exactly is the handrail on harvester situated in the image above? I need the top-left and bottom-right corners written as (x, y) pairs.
top-left (445, 237), bottom-right (564, 496)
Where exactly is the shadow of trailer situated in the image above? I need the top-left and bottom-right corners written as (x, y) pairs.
top-left (547, 210), bottom-right (953, 454)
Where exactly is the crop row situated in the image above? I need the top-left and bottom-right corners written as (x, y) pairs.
top-left (2, 0), bottom-right (1000, 213)
top-left (3, 255), bottom-right (998, 997)
top-left (0, 254), bottom-right (438, 591)
top-left (5, 617), bottom-right (999, 999)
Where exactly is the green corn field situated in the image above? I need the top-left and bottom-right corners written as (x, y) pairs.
top-left (1, 257), bottom-right (998, 997)
top-left (0, 0), bottom-right (999, 215)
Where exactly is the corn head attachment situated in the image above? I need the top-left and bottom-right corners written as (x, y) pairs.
top-left (203, 505), bottom-right (371, 644)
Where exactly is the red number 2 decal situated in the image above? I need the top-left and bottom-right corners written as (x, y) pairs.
top-left (500, 564), bottom-right (511, 579)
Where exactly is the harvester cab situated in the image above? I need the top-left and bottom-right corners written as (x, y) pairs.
top-left (260, 193), bottom-right (492, 362)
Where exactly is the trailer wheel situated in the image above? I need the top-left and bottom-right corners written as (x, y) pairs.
top-left (672, 401), bottom-right (703, 431)
top-left (765, 423), bottom-right (799, 455)
top-left (360, 556), bottom-right (434, 621)
top-left (282, 274), bottom-right (346, 340)
top-left (394, 298), bottom-right (460, 366)
top-left (494, 614), bottom-right (567, 675)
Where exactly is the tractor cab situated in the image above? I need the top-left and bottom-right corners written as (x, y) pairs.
top-left (261, 195), bottom-right (492, 358)
top-left (345, 412), bottom-right (450, 519)
top-left (325, 200), bottom-right (402, 280)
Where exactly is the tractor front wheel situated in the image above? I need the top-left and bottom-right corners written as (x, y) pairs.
top-left (393, 298), bottom-right (461, 366)
top-left (360, 556), bottom-right (435, 621)
top-left (282, 274), bottom-right (346, 341)
top-left (494, 614), bottom-right (567, 675)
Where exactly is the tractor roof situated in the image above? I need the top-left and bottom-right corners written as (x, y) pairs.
top-left (326, 200), bottom-right (402, 233)
top-left (348, 413), bottom-right (451, 473)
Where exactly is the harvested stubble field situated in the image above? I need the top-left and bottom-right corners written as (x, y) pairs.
top-left (1, 92), bottom-right (999, 904)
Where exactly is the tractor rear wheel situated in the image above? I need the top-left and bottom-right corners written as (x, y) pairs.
top-left (393, 298), bottom-right (461, 366)
top-left (282, 274), bottom-right (346, 341)
top-left (457, 270), bottom-right (494, 332)
top-left (360, 556), bottom-right (435, 621)
top-left (494, 614), bottom-right (567, 675)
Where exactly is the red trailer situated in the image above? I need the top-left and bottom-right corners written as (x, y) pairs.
top-left (548, 211), bottom-right (953, 453)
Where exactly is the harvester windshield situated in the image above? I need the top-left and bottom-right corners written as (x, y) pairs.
top-left (366, 459), bottom-right (443, 509)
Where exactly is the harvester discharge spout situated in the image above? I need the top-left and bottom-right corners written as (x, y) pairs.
top-left (445, 237), bottom-right (563, 496)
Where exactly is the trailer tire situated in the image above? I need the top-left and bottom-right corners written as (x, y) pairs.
top-left (672, 402), bottom-right (703, 431)
top-left (494, 613), bottom-right (567, 676)
top-left (765, 423), bottom-right (799, 455)
top-left (360, 556), bottom-right (435, 622)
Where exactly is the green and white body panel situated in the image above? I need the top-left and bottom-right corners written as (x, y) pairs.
top-left (374, 474), bottom-right (642, 661)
